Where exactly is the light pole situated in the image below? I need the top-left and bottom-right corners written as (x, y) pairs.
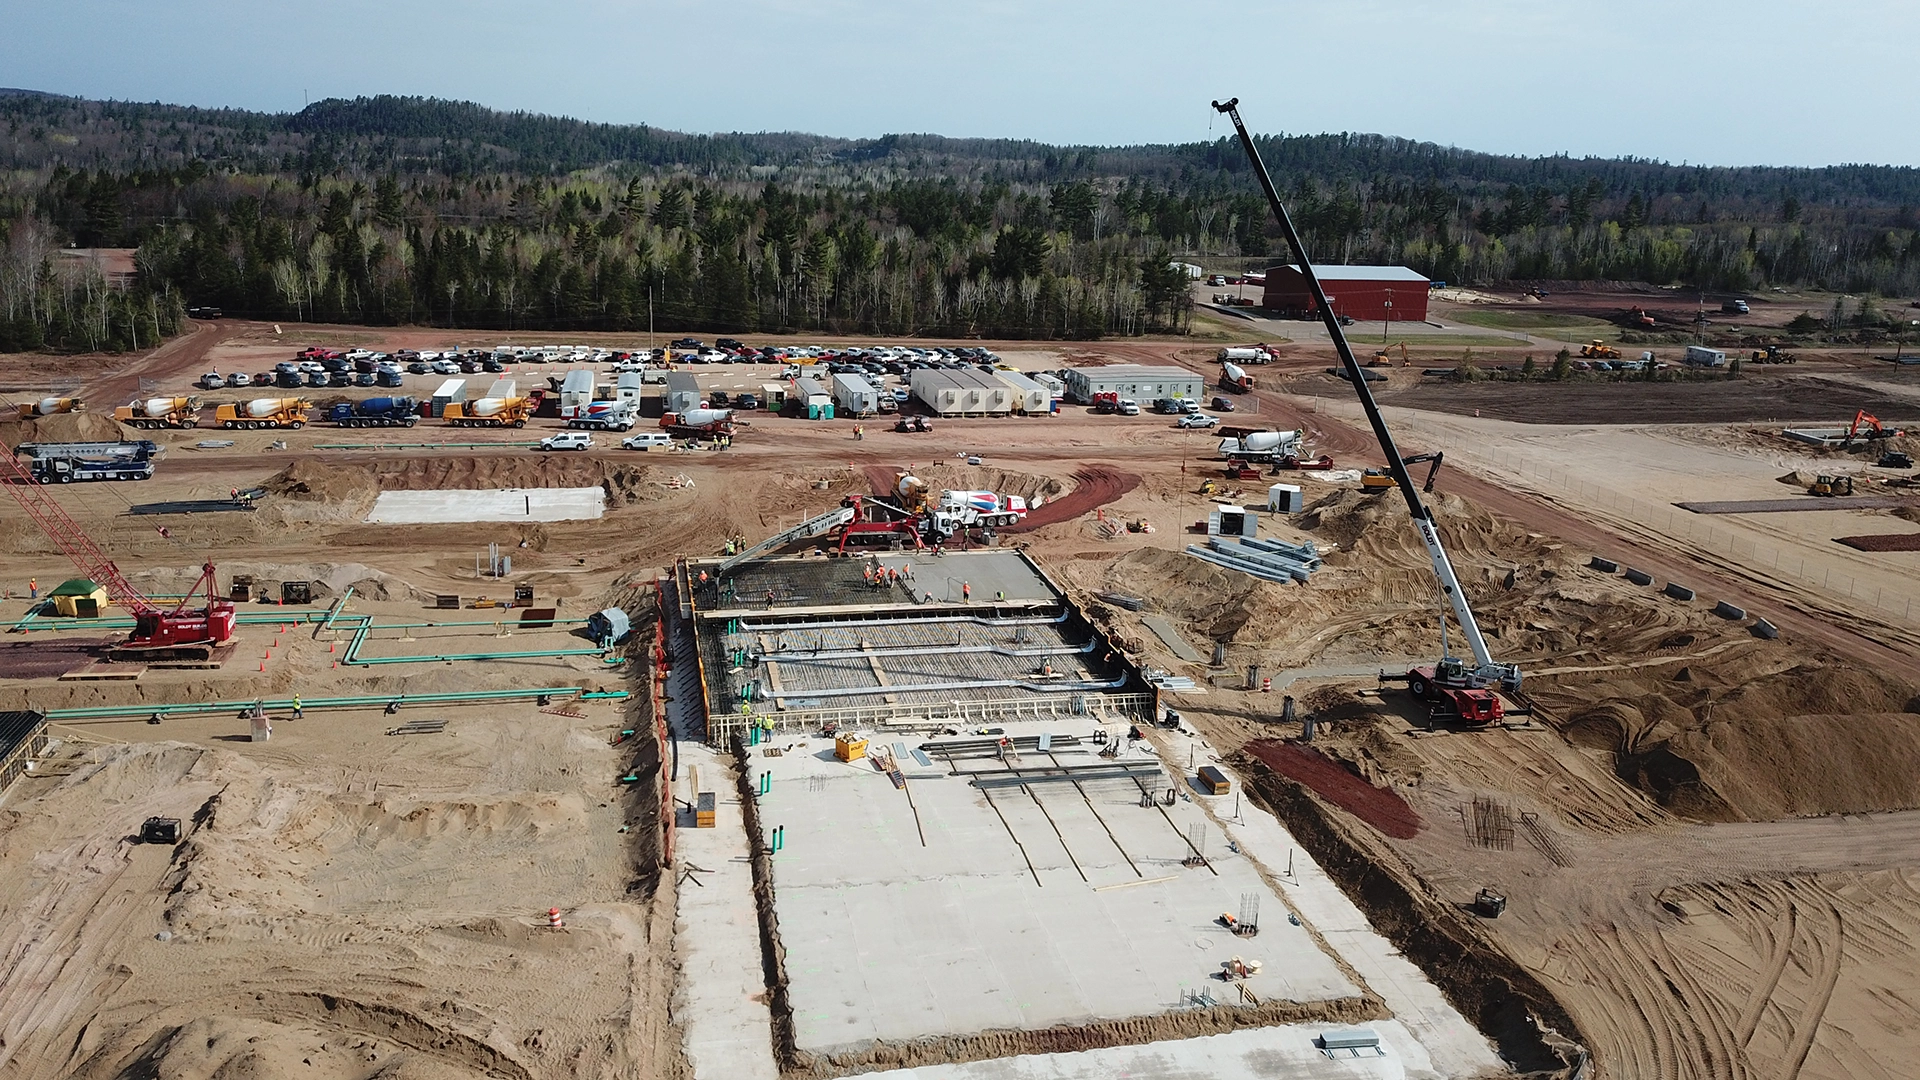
top-left (1384, 287), bottom-right (1393, 344)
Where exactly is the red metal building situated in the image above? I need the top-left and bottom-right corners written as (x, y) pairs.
top-left (1262, 265), bottom-right (1430, 322)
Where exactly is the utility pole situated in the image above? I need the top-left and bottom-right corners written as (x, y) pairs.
top-left (1384, 287), bottom-right (1393, 344)
top-left (648, 285), bottom-right (655, 354)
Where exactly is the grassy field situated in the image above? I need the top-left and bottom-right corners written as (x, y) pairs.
top-left (1448, 310), bottom-right (1613, 331)
top-left (1360, 333), bottom-right (1547, 348)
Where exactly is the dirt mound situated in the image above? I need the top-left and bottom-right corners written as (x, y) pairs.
top-left (365, 457), bottom-right (660, 506)
top-left (0, 411), bottom-right (131, 447)
top-left (258, 460), bottom-right (381, 524)
top-left (1550, 658), bottom-right (1920, 820)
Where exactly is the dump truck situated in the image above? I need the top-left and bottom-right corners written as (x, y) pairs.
top-left (1220, 362), bottom-right (1255, 393)
top-left (566, 399), bottom-right (639, 431)
top-left (15, 397), bottom-right (83, 420)
top-left (327, 396), bottom-right (420, 428)
top-left (661, 408), bottom-right (734, 437)
top-left (1217, 429), bottom-right (1305, 463)
top-left (15, 441), bottom-right (158, 483)
top-left (214, 398), bottom-right (311, 429)
top-left (114, 396), bottom-right (201, 429)
top-left (444, 396), bottom-right (531, 427)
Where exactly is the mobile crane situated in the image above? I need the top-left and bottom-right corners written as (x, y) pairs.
top-left (0, 417), bottom-right (235, 660)
top-left (1213, 98), bottom-right (1520, 724)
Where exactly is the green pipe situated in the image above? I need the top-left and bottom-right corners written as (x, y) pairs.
top-left (312, 442), bottom-right (541, 450)
top-left (10, 610), bottom-right (325, 634)
top-left (43, 685), bottom-right (626, 721)
top-left (315, 586), bottom-right (355, 637)
top-left (349, 645), bottom-right (613, 665)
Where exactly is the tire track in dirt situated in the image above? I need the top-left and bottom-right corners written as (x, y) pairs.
top-left (1736, 901), bottom-right (1796, 1049)
top-left (1003, 465), bottom-right (1138, 532)
top-left (1778, 896), bottom-right (1844, 1080)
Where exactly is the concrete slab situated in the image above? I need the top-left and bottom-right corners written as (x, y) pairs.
top-left (364, 487), bottom-right (606, 523)
top-left (873, 551), bottom-right (1058, 605)
top-left (1140, 615), bottom-right (1208, 662)
top-left (753, 722), bottom-right (1361, 1055)
top-left (665, 609), bottom-right (779, 1080)
top-left (858, 1020), bottom-right (1439, 1079)
top-left (1150, 725), bottom-right (1505, 1078)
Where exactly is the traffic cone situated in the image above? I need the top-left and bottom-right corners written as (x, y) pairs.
top-left (259, 660), bottom-right (266, 672)
top-left (547, 907), bottom-right (564, 929)
top-left (1261, 677), bottom-right (1272, 692)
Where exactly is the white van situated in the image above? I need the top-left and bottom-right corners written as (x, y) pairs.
top-left (622, 431), bottom-right (673, 451)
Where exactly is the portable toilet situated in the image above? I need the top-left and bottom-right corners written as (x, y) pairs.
top-left (1207, 505), bottom-right (1257, 539)
top-left (1267, 484), bottom-right (1303, 513)
top-left (587, 607), bottom-right (631, 647)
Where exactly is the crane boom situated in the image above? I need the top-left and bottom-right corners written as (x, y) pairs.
top-left (1211, 97), bottom-right (1519, 693)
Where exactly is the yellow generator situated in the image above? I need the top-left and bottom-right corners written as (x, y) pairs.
top-left (834, 732), bottom-right (869, 762)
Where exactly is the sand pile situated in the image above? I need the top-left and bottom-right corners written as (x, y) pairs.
top-left (1550, 657), bottom-right (1920, 820)
top-left (0, 410), bottom-right (131, 447)
top-left (258, 459), bottom-right (381, 524)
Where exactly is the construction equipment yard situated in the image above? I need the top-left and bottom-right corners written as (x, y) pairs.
top-left (0, 296), bottom-right (1916, 1080)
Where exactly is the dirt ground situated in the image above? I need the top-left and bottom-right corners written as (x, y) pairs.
top-left (2, 310), bottom-right (1918, 1080)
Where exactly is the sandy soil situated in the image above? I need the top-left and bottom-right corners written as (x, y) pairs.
top-left (3, 314), bottom-right (1919, 1080)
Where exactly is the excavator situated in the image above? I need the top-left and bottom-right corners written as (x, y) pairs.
top-left (1362, 452), bottom-right (1444, 493)
top-left (1370, 342), bottom-right (1409, 367)
top-left (1841, 410), bottom-right (1904, 449)
top-left (1215, 98), bottom-right (1520, 727)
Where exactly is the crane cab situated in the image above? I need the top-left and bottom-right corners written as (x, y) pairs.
top-left (1406, 660), bottom-right (1506, 726)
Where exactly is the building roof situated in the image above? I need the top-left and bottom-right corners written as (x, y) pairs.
top-left (1067, 365), bottom-right (1199, 381)
top-left (1264, 264), bottom-right (1430, 283)
top-left (50, 579), bottom-right (103, 596)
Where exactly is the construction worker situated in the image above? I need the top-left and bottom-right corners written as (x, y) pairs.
top-left (28, 577), bottom-right (36, 599)
top-left (230, 487), bottom-right (239, 501)
top-left (765, 588), bottom-right (776, 609)
top-left (961, 581), bottom-right (971, 602)
top-left (291, 695), bottom-right (303, 719)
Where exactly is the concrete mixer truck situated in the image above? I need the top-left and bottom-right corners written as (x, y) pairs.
top-left (1216, 429), bottom-right (1304, 464)
top-left (660, 408), bottom-right (734, 437)
top-left (14, 397), bottom-right (84, 420)
top-left (443, 395), bottom-right (532, 427)
top-left (214, 398), bottom-right (312, 429)
top-left (1219, 362), bottom-right (1255, 393)
top-left (114, 397), bottom-right (201, 429)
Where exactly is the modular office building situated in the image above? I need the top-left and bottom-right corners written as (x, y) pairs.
top-left (1061, 365), bottom-right (1203, 405)
top-left (910, 368), bottom-right (1013, 416)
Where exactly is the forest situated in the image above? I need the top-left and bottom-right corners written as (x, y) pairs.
top-left (2, 90), bottom-right (1918, 346)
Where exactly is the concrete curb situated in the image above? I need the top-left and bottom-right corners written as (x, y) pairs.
top-left (1588, 557), bottom-right (1619, 573)
top-left (1751, 618), bottom-right (1780, 639)
top-left (1663, 583), bottom-right (1695, 601)
top-left (1713, 600), bottom-right (1747, 620)
top-left (1623, 568), bottom-right (1653, 586)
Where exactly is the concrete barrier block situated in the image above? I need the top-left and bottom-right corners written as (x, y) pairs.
top-left (1589, 557), bottom-right (1619, 573)
top-left (1663, 582), bottom-right (1696, 601)
top-left (1713, 600), bottom-right (1747, 620)
top-left (1623, 568), bottom-right (1654, 586)
top-left (1751, 618), bottom-right (1779, 640)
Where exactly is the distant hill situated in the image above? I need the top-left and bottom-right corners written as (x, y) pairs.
top-left (4, 91), bottom-right (1919, 210)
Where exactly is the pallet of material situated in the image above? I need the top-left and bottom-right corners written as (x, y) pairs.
top-left (386, 719), bottom-right (448, 735)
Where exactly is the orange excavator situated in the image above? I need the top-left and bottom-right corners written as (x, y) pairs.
top-left (1841, 410), bottom-right (1904, 448)
top-left (1370, 342), bottom-right (1409, 367)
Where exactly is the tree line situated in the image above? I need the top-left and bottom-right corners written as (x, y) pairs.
top-left (0, 91), bottom-right (1917, 348)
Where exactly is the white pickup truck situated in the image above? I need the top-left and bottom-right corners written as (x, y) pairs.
top-left (538, 431), bottom-right (593, 451)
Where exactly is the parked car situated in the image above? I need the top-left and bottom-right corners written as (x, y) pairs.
top-left (671, 337), bottom-right (704, 349)
top-left (1117, 399), bottom-right (1141, 416)
top-left (198, 372), bottom-right (225, 390)
top-left (224, 372), bottom-right (252, 388)
top-left (621, 431), bottom-right (672, 451)
top-left (354, 372), bottom-right (377, 387)
top-left (716, 337), bottom-right (746, 351)
top-left (1210, 396), bottom-right (1237, 411)
top-left (734, 393), bottom-right (760, 411)
top-left (1177, 413), bottom-right (1219, 428)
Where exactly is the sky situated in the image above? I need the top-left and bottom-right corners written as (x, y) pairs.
top-left (4, 0), bottom-right (1916, 168)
